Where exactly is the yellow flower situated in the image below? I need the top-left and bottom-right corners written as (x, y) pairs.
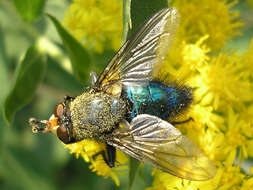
top-left (147, 167), bottom-right (223, 190)
top-left (240, 39), bottom-right (253, 78)
top-left (182, 35), bottom-right (210, 69)
top-left (150, 12), bottom-right (252, 189)
top-left (225, 109), bottom-right (246, 146)
top-left (221, 108), bottom-right (253, 161)
top-left (183, 122), bottom-right (224, 161)
top-left (65, 139), bottom-right (128, 185)
top-left (169, 0), bottom-right (243, 51)
top-left (191, 54), bottom-right (252, 110)
top-left (191, 105), bottom-right (223, 130)
top-left (246, 140), bottom-right (253, 158)
top-left (241, 177), bottom-right (253, 190)
top-left (148, 148), bottom-right (250, 190)
top-left (64, 0), bottom-right (122, 53)
top-left (161, 35), bottom-right (210, 80)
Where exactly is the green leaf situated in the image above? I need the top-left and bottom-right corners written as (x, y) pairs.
top-left (44, 56), bottom-right (82, 94)
top-left (47, 14), bottom-right (91, 84)
top-left (3, 46), bottom-right (46, 125)
top-left (12, 0), bottom-right (46, 22)
top-left (1, 149), bottom-right (55, 190)
top-left (0, 26), bottom-right (9, 104)
top-left (0, 26), bottom-right (9, 153)
top-left (128, 157), bottom-right (140, 190)
top-left (129, 0), bottom-right (168, 37)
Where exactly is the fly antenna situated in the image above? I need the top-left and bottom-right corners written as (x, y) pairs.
top-left (29, 117), bottom-right (49, 133)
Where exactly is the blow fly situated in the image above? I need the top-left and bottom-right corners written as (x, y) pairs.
top-left (29, 8), bottom-right (216, 180)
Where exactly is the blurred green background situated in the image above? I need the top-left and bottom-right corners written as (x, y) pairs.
top-left (0, 0), bottom-right (252, 190)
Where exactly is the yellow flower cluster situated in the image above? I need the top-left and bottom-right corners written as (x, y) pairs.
top-left (169, 0), bottom-right (243, 51)
top-left (149, 36), bottom-right (253, 189)
top-left (63, 0), bottom-right (122, 53)
top-left (65, 139), bottom-right (128, 186)
top-left (148, 1), bottom-right (253, 188)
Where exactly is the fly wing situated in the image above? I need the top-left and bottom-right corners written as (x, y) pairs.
top-left (95, 8), bottom-right (179, 96)
top-left (109, 114), bottom-right (216, 181)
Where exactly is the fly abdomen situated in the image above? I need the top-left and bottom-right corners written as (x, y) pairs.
top-left (123, 82), bottom-right (193, 121)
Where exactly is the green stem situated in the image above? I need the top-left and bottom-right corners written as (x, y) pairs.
top-left (122, 0), bottom-right (132, 44)
top-left (123, 1), bottom-right (140, 189)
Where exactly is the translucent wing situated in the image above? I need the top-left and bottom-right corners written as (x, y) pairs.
top-left (95, 8), bottom-right (179, 96)
top-left (109, 114), bottom-right (216, 181)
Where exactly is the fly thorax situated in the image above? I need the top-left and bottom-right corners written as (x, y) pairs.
top-left (70, 91), bottom-right (126, 142)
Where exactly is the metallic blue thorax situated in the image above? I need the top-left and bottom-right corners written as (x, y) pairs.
top-left (124, 82), bottom-right (184, 120)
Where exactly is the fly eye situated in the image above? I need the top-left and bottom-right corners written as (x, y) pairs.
top-left (56, 125), bottom-right (71, 144)
top-left (54, 103), bottom-right (64, 118)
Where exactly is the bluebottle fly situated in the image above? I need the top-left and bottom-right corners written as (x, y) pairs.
top-left (29, 8), bottom-right (216, 180)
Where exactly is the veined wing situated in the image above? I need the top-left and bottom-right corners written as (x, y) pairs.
top-left (95, 8), bottom-right (179, 96)
top-left (109, 114), bottom-right (216, 181)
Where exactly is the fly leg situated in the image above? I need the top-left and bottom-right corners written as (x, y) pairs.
top-left (104, 144), bottom-right (116, 167)
top-left (171, 117), bottom-right (193, 125)
top-left (92, 143), bottom-right (116, 168)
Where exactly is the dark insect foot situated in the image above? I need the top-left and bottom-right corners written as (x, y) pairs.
top-left (108, 161), bottom-right (115, 168)
top-left (91, 144), bottom-right (116, 168)
top-left (105, 144), bottom-right (116, 168)
top-left (171, 117), bottom-right (194, 125)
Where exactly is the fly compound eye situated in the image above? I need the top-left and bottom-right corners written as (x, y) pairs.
top-left (54, 103), bottom-right (64, 118)
top-left (56, 125), bottom-right (71, 144)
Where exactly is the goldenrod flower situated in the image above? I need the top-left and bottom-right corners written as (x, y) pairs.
top-left (169, 0), bottom-right (243, 51)
top-left (147, 167), bottom-right (223, 190)
top-left (192, 54), bottom-right (252, 110)
top-left (182, 35), bottom-right (210, 69)
top-left (150, 19), bottom-right (252, 189)
top-left (64, 0), bottom-right (122, 53)
top-left (161, 35), bottom-right (210, 80)
top-left (240, 40), bottom-right (253, 78)
top-left (241, 177), bottom-right (253, 190)
top-left (65, 139), bottom-right (128, 186)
